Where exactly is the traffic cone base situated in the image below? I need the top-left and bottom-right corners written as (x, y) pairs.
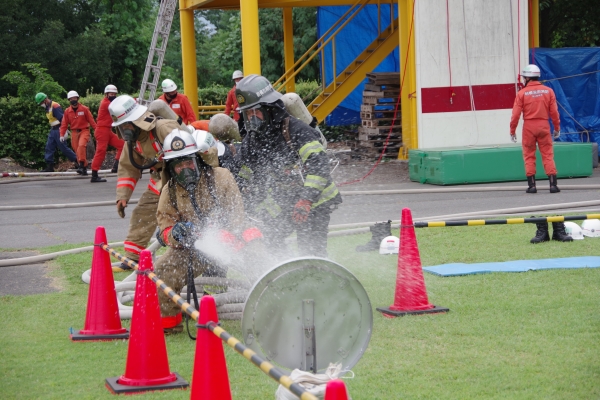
top-left (105, 372), bottom-right (188, 394)
top-left (70, 330), bottom-right (129, 342)
top-left (376, 305), bottom-right (450, 318)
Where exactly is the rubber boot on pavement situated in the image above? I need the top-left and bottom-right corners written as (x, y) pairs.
top-left (78, 162), bottom-right (88, 176)
top-left (41, 162), bottom-right (54, 172)
top-left (549, 175), bottom-right (560, 193)
top-left (90, 170), bottom-right (106, 183)
top-left (526, 175), bottom-right (537, 193)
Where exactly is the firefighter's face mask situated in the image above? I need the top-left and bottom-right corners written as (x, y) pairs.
top-left (243, 106), bottom-right (271, 135)
top-left (107, 94), bottom-right (117, 102)
top-left (169, 156), bottom-right (200, 190)
top-left (118, 122), bottom-right (141, 142)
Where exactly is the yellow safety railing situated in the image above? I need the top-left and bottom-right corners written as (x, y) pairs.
top-left (198, 104), bottom-right (226, 116)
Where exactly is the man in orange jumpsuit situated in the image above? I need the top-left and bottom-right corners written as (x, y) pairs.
top-left (224, 70), bottom-right (245, 136)
top-left (510, 64), bottom-right (562, 193)
top-left (60, 90), bottom-right (97, 176)
top-left (158, 79), bottom-right (196, 125)
top-left (89, 84), bottom-right (124, 182)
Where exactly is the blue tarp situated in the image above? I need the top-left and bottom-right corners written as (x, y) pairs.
top-left (532, 47), bottom-right (600, 148)
top-left (423, 256), bottom-right (600, 277)
top-left (317, 5), bottom-right (399, 125)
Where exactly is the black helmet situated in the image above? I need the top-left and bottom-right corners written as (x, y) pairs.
top-left (235, 74), bottom-right (282, 110)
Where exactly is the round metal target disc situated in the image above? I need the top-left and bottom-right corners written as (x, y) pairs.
top-left (241, 257), bottom-right (372, 373)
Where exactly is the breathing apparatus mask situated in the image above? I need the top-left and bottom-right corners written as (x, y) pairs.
top-left (168, 155), bottom-right (200, 191)
top-left (243, 100), bottom-right (287, 139)
top-left (117, 122), bottom-right (141, 142)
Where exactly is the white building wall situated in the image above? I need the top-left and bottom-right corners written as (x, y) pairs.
top-left (414, 0), bottom-right (529, 148)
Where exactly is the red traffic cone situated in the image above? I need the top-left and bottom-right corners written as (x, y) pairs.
top-left (105, 250), bottom-right (188, 394)
top-left (377, 208), bottom-right (449, 317)
top-left (324, 379), bottom-right (350, 399)
top-left (190, 295), bottom-right (232, 400)
top-left (71, 226), bottom-right (129, 341)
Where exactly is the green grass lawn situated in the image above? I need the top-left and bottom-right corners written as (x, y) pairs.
top-left (1, 220), bottom-right (599, 399)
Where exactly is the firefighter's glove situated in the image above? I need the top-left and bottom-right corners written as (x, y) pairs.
top-left (510, 134), bottom-right (517, 143)
top-left (553, 130), bottom-right (560, 139)
top-left (172, 222), bottom-right (195, 247)
top-left (292, 199), bottom-right (312, 224)
top-left (219, 230), bottom-right (245, 252)
top-left (116, 200), bottom-right (127, 218)
top-left (59, 135), bottom-right (66, 143)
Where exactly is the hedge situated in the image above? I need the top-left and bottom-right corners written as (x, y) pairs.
top-left (0, 80), bottom-right (324, 169)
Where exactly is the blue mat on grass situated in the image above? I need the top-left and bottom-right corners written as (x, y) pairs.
top-left (423, 257), bottom-right (600, 277)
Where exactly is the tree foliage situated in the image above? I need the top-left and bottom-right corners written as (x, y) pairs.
top-left (539, 0), bottom-right (600, 48)
top-left (2, 63), bottom-right (66, 100)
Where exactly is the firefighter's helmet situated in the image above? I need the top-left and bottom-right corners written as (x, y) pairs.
top-left (522, 64), bottom-right (541, 78)
top-left (104, 84), bottom-right (118, 94)
top-left (109, 95), bottom-right (148, 127)
top-left (162, 79), bottom-right (177, 93)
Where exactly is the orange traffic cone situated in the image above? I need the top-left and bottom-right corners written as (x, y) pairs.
top-left (190, 295), bottom-right (232, 400)
top-left (324, 379), bottom-right (350, 399)
top-left (71, 226), bottom-right (129, 341)
top-left (377, 208), bottom-right (449, 317)
top-left (105, 250), bottom-right (188, 394)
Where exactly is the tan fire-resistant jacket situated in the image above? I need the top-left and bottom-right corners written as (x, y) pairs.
top-left (156, 167), bottom-right (248, 247)
top-left (116, 112), bottom-right (219, 202)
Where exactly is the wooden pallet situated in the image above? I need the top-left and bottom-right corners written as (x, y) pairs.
top-left (359, 126), bottom-right (402, 136)
top-left (366, 72), bottom-right (400, 86)
top-left (363, 90), bottom-right (400, 98)
top-left (358, 132), bottom-right (401, 141)
top-left (364, 83), bottom-right (400, 92)
top-left (363, 96), bottom-right (400, 105)
top-left (361, 117), bottom-right (401, 128)
top-left (360, 111), bottom-right (399, 120)
top-left (360, 104), bottom-right (395, 113)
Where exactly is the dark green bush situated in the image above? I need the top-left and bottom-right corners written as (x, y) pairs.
top-left (0, 95), bottom-right (103, 169)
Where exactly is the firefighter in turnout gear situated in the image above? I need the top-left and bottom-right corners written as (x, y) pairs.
top-left (109, 95), bottom-right (218, 270)
top-left (155, 129), bottom-right (263, 333)
top-left (233, 74), bottom-right (342, 257)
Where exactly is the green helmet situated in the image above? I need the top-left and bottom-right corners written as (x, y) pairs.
top-left (235, 74), bottom-right (282, 110)
top-left (35, 92), bottom-right (47, 105)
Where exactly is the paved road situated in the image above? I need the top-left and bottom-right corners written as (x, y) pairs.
top-left (1, 165), bottom-right (599, 249)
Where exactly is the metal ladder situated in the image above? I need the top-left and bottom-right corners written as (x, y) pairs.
top-left (137, 0), bottom-right (179, 106)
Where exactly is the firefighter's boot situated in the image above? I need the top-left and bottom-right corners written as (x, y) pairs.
top-left (356, 220), bottom-right (392, 252)
top-left (549, 175), bottom-right (560, 193)
top-left (530, 218), bottom-right (550, 244)
top-left (552, 222), bottom-right (573, 242)
top-left (78, 162), bottom-right (88, 176)
top-left (526, 175), bottom-right (537, 193)
top-left (111, 160), bottom-right (119, 173)
top-left (41, 163), bottom-right (54, 172)
top-left (90, 170), bottom-right (106, 183)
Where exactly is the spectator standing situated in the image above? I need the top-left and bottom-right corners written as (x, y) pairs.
top-left (59, 91), bottom-right (97, 176)
top-left (35, 92), bottom-right (77, 172)
top-left (158, 79), bottom-right (196, 125)
top-left (225, 70), bottom-right (245, 136)
top-left (89, 85), bottom-right (124, 182)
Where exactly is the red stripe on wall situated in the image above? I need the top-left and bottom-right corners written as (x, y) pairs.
top-left (421, 83), bottom-right (517, 113)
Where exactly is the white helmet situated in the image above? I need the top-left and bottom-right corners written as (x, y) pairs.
top-left (232, 70), bottom-right (244, 80)
top-left (379, 236), bottom-right (400, 255)
top-left (581, 219), bottom-right (600, 237)
top-left (67, 90), bottom-right (79, 99)
top-left (522, 64), bottom-right (541, 78)
top-left (104, 84), bottom-right (118, 94)
top-left (564, 222), bottom-right (584, 240)
top-left (163, 129), bottom-right (199, 160)
top-left (109, 95), bottom-right (148, 127)
top-left (191, 130), bottom-right (216, 154)
top-left (161, 79), bottom-right (177, 93)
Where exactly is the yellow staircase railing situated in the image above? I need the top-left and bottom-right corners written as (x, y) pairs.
top-left (274, 0), bottom-right (398, 123)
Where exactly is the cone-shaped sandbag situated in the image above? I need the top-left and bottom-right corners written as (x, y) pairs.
top-left (190, 296), bottom-right (232, 400)
top-left (105, 250), bottom-right (188, 393)
top-left (72, 226), bottom-right (128, 340)
top-left (324, 379), bottom-right (350, 400)
top-left (377, 208), bottom-right (449, 317)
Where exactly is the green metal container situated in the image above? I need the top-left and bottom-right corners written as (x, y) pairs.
top-left (409, 143), bottom-right (593, 185)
